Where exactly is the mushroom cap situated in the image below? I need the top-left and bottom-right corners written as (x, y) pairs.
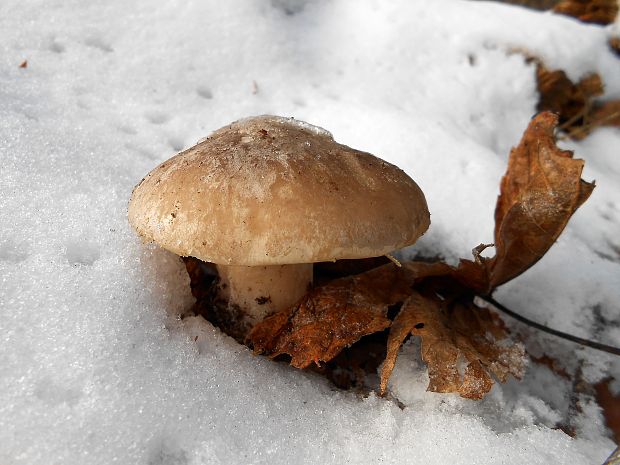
top-left (128, 115), bottom-right (430, 266)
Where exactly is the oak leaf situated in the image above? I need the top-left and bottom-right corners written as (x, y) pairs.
top-left (380, 292), bottom-right (525, 398)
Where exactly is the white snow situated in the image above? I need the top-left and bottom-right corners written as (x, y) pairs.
top-left (1, 0), bottom-right (619, 464)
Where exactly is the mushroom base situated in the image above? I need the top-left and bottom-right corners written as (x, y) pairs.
top-left (215, 263), bottom-right (313, 336)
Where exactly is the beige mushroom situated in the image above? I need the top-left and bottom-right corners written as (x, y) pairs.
top-left (128, 115), bottom-right (430, 338)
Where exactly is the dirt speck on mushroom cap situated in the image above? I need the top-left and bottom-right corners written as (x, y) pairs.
top-left (128, 115), bottom-right (430, 266)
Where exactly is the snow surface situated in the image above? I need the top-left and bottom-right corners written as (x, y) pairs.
top-left (1, 0), bottom-right (619, 464)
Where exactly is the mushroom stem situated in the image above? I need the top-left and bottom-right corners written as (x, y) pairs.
top-left (215, 263), bottom-right (313, 330)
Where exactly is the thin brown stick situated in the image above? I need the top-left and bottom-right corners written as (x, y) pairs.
top-left (559, 109), bottom-right (620, 140)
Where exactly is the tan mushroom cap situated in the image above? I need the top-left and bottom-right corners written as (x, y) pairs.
top-left (128, 115), bottom-right (430, 266)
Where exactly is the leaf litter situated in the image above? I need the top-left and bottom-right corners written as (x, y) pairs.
top-left (528, 56), bottom-right (620, 140)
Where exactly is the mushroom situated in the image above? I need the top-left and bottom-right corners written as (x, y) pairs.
top-left (128, 115), bottom-right (430, 338)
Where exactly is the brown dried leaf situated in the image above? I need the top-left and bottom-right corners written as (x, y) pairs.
top-left (487, 112), bottom-right (595, 289)
top-left (594, 379), bottom-right (620, 444)
top-left (248, 264), bottom-right (415, 368)
top-left (532, 59), bottom-right (620, 140)
top-left (380, 292), bottom-right (525, 399)
top-left (558, 98), bottom-right (620, 140)
top-left (590, 100), bottom-right (620, 128)
top-left (183, 257), bottom-right (217, 300)
top-left (536, 64), bottom-right (603, 132)
top-left (401, 260), bottom-right (456, 283)
top-left (453, 248), bottom-right (493, 294)
top-left (553, 0), bottom-right (618, 24)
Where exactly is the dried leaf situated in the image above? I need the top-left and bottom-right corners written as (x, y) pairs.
top-left (487, 112), bottom-right (595, 289)
top-left (402, 260), bottom-right (456, 283)
top-left (590, 100), bottom-right (620, 128)
top-left (594, 379), bottom-right (620, 443)
top-left (249, 264), bottom-right (414, 368)
top-left (453, 249), bottom-right (492, 294)
top-left (183, 257), bottom-right (217, 300)
top-left (557, 98), bottom-right (620, 140)
top-left (532, 59), bottom-right (620, 140)
top-left (313, 256), bottom-right (391, 285)
top-left (553, 0), bottom-right (618, 24)
top-left (380, 292), bottom-right (525, 399)
top-left (536, 64), bottom-right (603, 132)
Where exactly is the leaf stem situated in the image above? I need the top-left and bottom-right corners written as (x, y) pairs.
top-left (477, 294), bottom-right (620, 356)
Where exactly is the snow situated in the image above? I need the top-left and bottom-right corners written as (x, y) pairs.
top-left (1, 0), bottom-right (619, 464)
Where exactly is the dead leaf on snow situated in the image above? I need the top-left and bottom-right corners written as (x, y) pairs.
top-left (530, 60), bottom-right (620, 140)
top-left (379, 112), bottom-right (590, 397)
top-left (535, 63), bottom-right (603, 132)
top-left (380, 291), bottom-right (525, 399)
top-left (486, 112), bottom-right (595, 289)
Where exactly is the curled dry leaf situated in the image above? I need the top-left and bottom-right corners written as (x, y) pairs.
top-left (486, 112), bottom-right (595, 289)
top-left (380, 292), bottom-right (525, 399)
top-left (377, 112), bottom-right (591, 397)
top-left (535, 63), bottom-right (603, 134)
top-left (590, 100), bottom-right (620, 129)
top-left (437, 109), bottom-right (596, 296)
top-left (533, 60), bottom-right (620, 140)
top-left (248, 264), bottom-right (415, 368)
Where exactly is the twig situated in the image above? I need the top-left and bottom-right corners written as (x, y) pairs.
top-left (557, 103), bottom-right (590, 131)
top-left (558, 109), bottom-right (620, 141)
top-left (477, 294), bottom-right (620, 356)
